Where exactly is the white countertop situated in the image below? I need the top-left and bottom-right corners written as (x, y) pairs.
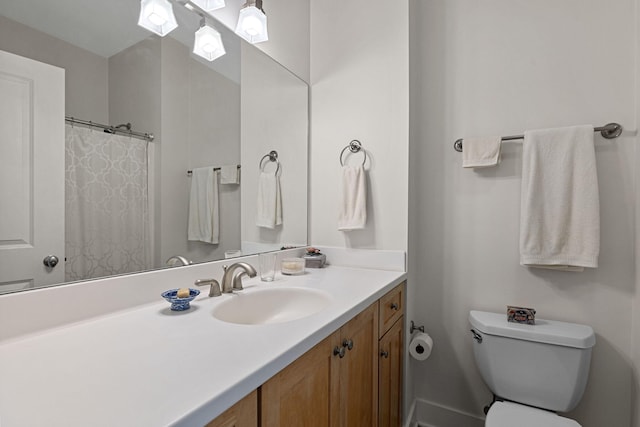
top-left (0, 265), bottom-right (405, 427)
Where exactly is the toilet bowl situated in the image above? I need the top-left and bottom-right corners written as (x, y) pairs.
top-left (486, 401), bottom-right (580, 427)
top-left (469, 310), bottom-right (595, 426)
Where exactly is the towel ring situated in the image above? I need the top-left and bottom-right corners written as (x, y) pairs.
top-left (339, 140), bottom-right (367, 166)
top-left (259, 150), bottom-right (280, 175)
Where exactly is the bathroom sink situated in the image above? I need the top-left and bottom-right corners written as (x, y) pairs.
top-left (212, 288), bottom-right (332, 325)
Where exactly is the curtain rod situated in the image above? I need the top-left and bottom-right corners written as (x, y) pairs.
top-left (65, 116), bottom-right (155, 142)
top-left (453, 123), bottom-right (622, 152)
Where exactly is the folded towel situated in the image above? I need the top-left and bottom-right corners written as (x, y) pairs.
top-left (338, 165), bottom-right (367, 231)
top-left (220, 164), bottom-right (240, 184)
top-left (462, 136), bottom-right (502, 168)
top-left (520, 125), bottom-right (599, 271)
top-left (256, 172), bottom-right (282, 228)
top-left (188, 167), bottom-right (219, 244)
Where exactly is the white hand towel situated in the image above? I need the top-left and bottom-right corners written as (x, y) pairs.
top-left (520, 125), bottom-right (599, 271)
top-left (338, 165), bottom-right (367, 231)
top-left (462, 136), bottom-right (502, 168)
top-left (188, 167), bottom-right (219, 244)
top-left (256, 172), bottom-right (282, 228)
top-left (220, 164), bottom-right (240, 184)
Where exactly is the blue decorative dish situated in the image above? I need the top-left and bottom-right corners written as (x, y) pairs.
top-left (161, 288), bottom-right (200, 311)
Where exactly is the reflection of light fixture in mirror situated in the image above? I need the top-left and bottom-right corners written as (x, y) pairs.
top-left (235, 0), bottom-right (268, 44)
top-left (191, 0), bottom-right (225, 12)
top-left (138, 0), bottom-right (178, 36)
top-left (193, 20), bottom-right (226, 62)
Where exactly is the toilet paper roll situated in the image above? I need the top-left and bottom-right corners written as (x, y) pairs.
top-left (409, 332), bottom-right (433, 361)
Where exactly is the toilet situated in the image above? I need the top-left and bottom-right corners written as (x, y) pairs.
top-left (469, 310), bottom-right (596, 427)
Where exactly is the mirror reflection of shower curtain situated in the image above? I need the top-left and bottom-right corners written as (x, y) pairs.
top-left (64, 124), bottom-right (152, 281)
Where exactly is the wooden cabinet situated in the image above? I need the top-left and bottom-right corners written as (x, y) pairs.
top-left (379, 282), bottom-right (405, 427)
top-left (205, 389), bottom-right (258, 427)
top-left (332, 303), bottom-right (379, 427)
top-left (262, 303), bottom-right (378, 427)
top-left (258, 282), bottom-right (406, 427)
top-left (261, 333), bottom-right (337, 426)
top-left (378, 318), bottom-right (403, 427)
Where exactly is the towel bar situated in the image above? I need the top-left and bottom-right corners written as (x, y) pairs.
top-left (187, 165), bottom-right (240, 176)
top-left (453, 122), bottom-right (623, 152)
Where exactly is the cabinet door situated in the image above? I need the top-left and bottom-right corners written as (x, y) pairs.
top-left (261, 332), bottom-right (340, 427)
top-left (205, 389), bottom-right (257, 427)
top-left (379, 317), bottom-right (404, 427)
top-left (334, 303), bottom-right (379, 427)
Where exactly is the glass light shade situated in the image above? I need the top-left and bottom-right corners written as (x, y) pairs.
top-left (193, 25), bottom-right (226, 62)
top-left (191, 0), bottom-right (225, 12)
top-left (235, 5), bottom-right (268, 44)
top-left (138, 0), bottom-right (178, 37)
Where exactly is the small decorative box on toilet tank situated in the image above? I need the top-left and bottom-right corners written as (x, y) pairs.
top-left (507, 306), bottom-right (536, 325)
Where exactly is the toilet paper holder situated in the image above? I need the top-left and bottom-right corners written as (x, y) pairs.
top-left (410, 320), bottom-right (425, 334)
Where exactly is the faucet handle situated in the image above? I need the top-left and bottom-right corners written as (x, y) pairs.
top-left (194, 278), bottom-right (222, 297)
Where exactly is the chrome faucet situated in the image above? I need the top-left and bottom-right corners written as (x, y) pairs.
top-left (166, 255), bottom-right (192, 267)
top-left (221, 262), bottom-right (257, 293)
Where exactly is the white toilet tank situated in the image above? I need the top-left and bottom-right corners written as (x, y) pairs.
top-left (469, 310), bottom-right (595, 412)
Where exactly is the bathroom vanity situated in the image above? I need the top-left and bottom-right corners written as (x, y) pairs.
top-left (0, 251), bottom-right (406, 427)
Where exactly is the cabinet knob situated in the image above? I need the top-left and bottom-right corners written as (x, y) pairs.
top-left (380, 350), bottom-right (389, 359)
top-left (342, 339), bottom-right (354, 351)
top-left (333, 346), bottom-right (346, 358)
top-left (390, 303), bottom-right (399, 311)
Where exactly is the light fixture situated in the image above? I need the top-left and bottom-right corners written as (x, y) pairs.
top-left (235, 0), bottom-right (268, 44)
top-left (193, 20), bottom-right (226, 62)
top-left (191, 0), bottom-right (225, 12)
top-left (138, 0), bottom-right (178, 36)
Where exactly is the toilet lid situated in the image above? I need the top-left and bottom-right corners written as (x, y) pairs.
top-left (486, 402), bottom-right (581, 427)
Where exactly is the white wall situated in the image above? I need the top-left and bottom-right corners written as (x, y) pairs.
top-left (0, 15), bottom-right (108, 122)
top-left (408, 1), bottom-right (636, 426)
top-left (157, 37), bottom-right (242, 266)
top-left (309, 0), bottom-right (409, 252)
top-left (208, 0), bottom-right (310, 83)
top-left (240, 44), bottom-right (308, 250)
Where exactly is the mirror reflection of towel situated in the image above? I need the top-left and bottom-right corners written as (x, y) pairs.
top-left (338, 165), bottom-right (367, 231)
top-left (256, 172), bottom-right (282, 229)
top-left (188, 167), bottom-right (219, 244)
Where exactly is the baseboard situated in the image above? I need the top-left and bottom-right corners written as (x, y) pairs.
top-left (404, 400), bottom-right (418, 427)
top-left (410, 398), bottom-right (485, 427)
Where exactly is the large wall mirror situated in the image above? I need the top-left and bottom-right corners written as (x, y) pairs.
top-left (0, 0), bottom-right (308, 294)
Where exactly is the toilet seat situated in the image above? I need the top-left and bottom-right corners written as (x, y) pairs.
top-left (486, 401), bottom-right (581, 427)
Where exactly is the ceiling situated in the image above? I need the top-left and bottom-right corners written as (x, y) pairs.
top-left (0, 0), bottom-right (239, 59)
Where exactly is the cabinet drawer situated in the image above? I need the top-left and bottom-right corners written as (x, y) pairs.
top-left (378, 282), bottom-right (405, 338)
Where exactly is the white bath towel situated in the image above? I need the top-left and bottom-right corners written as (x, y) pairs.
top-left (520, 125), bottom-right (599, 271)
top-left (220, 164), bottom-right (240, 184)
top-left (338, 165), bottom-right (367, 231)
top-left (188, 167), bottom-right (219, 244)
top-left (256, 172), bottom-right (282, 228)
top-left (462, 136), bottom-right (502, 168)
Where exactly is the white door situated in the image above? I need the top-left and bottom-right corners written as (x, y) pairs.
top-left (0, 50), bottom-right (65, 292)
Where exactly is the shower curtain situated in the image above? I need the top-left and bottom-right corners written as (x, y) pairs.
top-left (65, 124), bottom-right (152, 281)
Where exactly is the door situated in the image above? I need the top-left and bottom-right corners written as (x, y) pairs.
top-left (0, 49), bottom-right (65, 292)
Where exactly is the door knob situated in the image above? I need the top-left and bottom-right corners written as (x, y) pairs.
top-left (333, 346), bottom-right (346, 358)
top-left (43, 255), bottom-right (59, 268)
top-left (342, 339), bottom-right (354, 351)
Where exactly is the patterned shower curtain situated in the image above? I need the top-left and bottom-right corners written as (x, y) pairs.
top-left (65, 124), bottom-right (151, 281)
